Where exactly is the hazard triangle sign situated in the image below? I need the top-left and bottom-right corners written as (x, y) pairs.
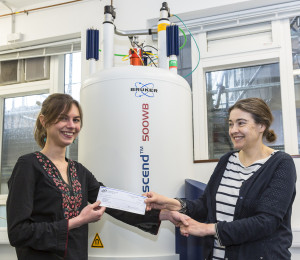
top-left (91, 233), bottom-right (104, 248)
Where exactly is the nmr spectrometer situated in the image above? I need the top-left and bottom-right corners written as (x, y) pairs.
top-left (79, 2), bottom-right (194, 259)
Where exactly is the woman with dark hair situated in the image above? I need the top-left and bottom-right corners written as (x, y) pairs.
top-left (6, 93), bottom-right (183, 260)
top-left (145, 97), bottom-right (297, 260)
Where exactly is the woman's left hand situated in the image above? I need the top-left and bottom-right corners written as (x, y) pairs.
top-left (180, 218), bottom-right (216, 237)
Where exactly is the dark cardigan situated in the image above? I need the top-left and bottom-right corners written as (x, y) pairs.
top-left (6, 153), bottom-right (160, 260)
top-left (186, 151), bottom-right (297, 260)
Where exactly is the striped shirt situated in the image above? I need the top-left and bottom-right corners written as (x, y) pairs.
top-left (212, 151), bottom-right (276, 259)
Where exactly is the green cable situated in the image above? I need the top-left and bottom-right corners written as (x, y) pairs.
top-left (172, 14), bottom-right (201, 78)
top-left (114, 53), bottom-right (127, 57)
top-left (179, 27), bottom-right (187, 50)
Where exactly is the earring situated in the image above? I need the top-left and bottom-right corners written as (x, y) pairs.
top-left (43, 136), bottom-right (47, 143)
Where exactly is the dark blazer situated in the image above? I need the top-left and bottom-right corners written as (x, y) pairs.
top-left (186, 151), bottom-right (296, 260)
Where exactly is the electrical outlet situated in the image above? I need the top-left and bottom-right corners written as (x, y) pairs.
top-left (7, 33), bottom-right (23, 43)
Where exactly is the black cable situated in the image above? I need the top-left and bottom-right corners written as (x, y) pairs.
top-left (143, 45), bottom-right (158, 51)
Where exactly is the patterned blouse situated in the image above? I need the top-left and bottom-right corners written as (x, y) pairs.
top-left (35, 152), bottom-right (82, 219)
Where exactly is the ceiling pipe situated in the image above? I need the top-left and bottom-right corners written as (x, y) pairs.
top-left (0, 0), bottom-right (83, 18)
top-left (114, 27), bottom-right (157, 37)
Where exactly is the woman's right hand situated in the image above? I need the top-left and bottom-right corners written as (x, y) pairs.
top-left (144, 191), bottom-right (181, 211)
top-left (69, 201), bottom-right (106, 230)
top-left (159, 210), bottom-right (190, 226)
top-left (79, 201), bottom-right (106, 224)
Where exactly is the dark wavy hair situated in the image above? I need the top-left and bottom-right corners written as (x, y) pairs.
top-left (34, 93), bottom-right (83, 148)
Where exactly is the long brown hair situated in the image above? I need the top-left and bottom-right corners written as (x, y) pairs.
top-left (228, 97), bottom-right (276, 142)
top-left (34, 93), bottom-right (83, 148)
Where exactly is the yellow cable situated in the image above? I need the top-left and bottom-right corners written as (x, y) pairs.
top-left (145, 52), bottom-right (158, 59)
top-left (144, 51), bottom-right (156, 56)
top-left (122, 55), bottom-right (129, 61)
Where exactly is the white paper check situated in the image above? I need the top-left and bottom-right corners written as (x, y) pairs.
top-left (97, 186), bottom-right (146, 215)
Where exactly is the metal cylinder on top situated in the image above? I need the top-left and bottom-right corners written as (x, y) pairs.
top-left (79, 66), bottom-right (193, 259)
top-left (103, 5), bottom-right (115, 69)
top-left (158, 2), bottom-right (170, 69)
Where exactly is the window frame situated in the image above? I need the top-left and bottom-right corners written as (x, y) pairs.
top-left (192, 18), bottom-right (298, 160)
top-left (0, 194), bottom-right (7, 242)
top-left (0, 55), bottom-right (65, 199)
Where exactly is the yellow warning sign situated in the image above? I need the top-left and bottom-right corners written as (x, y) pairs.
top-left (91, 233), bottom-right (104, 248)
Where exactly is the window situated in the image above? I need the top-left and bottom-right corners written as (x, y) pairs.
top-left (0, 57), bottom-right (50, 86)
top-left (0, 196), bottom-right (6, 227)
top-left (0, 60), bottom-right (21, 85)
top-left (0, 52), bottom-right (81, 196)
top-left (64, 52), bottom-right (81, 161)
top-left (178, 35), bottom-right (192, 87)
top-left (291, 16), bottom-right (300, 153)
top-left (0, 94), bottom-right (48, 194)
top-left (25, 57), bottom-right (50, 82)
top-left (192, 12), bottom-right (299, 160)
top-left (64, 52), bottom-right (81, 101)
top-left (206, 63), bottom-right (284, 159)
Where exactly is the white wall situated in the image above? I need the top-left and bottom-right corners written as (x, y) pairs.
top-left (0, 0), bottom-right (101, 45)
